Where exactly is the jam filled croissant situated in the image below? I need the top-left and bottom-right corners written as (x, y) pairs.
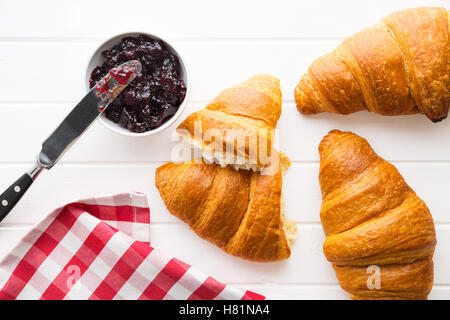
top-left (155, 153), bottom-right (296, 262)
top-left (295, 7), bottom-right (449, 122)
top-left (319, 130), bottom-right (436, 299)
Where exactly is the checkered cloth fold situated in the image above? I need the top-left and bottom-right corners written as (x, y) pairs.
top-left (0, 192), bottom-right (264, 300)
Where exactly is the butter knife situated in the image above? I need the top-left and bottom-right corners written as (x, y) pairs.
top-left (0, 60), bottom-right (142, 222)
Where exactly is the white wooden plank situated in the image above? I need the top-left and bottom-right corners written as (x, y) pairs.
top-left (0, 227), bottom-right (30, 261)
top-left (0, 224), bottom-right (448, 289)
top-left (4, 37), bottom-right (450, 105)
top-left (238, 284), bottom-right (349, 300)
top-left (0, 42), bottom-right (96, 102)
top-left (0, 104), bottom-right (450, 162)
top-left (0, 162), bottom-right (448, 225)
top-left (0, 41), bottom-right (340, 102)
top-left (149, 224), bottom-right (450, 285)
top-left (284, 162), bottom-right (450, 225)
top-left (0, 164), bottom-right (165, 225)
top-left (239, 284), bottom-right (450, 300)
top-left (279, 110), bottom-right (450, 163)
top-left (0, 0), bottom-right (446, 39)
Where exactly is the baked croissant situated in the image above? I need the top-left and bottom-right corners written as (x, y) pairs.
top-left (319, 130), bottom-right (436, 300)
top-left (155, 152), bottom-right (297, 262)
top-left (177, 74), bottom-right (282, 170)
top-left (295, 7), bottom-right (449, 122)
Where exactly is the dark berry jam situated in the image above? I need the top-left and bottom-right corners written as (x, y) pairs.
top-left (89, 34), bottom-right (187, 133)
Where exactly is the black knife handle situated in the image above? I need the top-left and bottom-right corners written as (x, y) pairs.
top-left (0, 173), bottom-right (34, 223)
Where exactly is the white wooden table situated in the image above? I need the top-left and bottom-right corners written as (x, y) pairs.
top-left (0, 0), bottom-right (448, 299)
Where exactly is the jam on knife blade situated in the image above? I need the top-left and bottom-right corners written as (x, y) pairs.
top-left (95, 60), bottom-right (142, 112)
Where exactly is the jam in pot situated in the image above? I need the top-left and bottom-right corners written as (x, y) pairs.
top-left (89, 34), bottom-right (187, 133)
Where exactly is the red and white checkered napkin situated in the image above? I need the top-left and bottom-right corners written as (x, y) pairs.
top-left (0, 192), bottom-right (264, 300)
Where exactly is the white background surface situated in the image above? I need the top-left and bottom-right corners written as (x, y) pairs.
top-left (0, 0), bottom-right (449, 299)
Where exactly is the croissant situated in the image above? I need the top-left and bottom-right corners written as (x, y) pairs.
top-left (177, 74), bottom-right (282, 170)
top-left (295, 7), bottom-right (450, 122)
top-left (319, 130), bottom-right (436, 300)
top-left (155, 152), bottom-right (297, 262)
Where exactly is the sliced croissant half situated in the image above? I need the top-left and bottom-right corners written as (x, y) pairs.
top-left (319, 130), bottom-right (436, 299)
top-left (155, 152), bottom-right (296, 262)
top-left (177, 74), bottom-right (282, 171)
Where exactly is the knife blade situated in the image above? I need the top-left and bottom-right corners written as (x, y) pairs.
top-left (40, 60), bottom-right (142, 168)
top-left (0, 60), bottom-right (142, 222)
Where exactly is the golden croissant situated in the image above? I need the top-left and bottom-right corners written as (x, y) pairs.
top-left (319, 130), bottom-right (436, 300)
top-left (177, 74), bottom-right (282, 170)
top-left (295, 7), bottom-right (449, 122)
top-left (155, 153), bottom-right (296, 262)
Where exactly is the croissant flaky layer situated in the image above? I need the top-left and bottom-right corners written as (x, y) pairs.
top-left (177, 74), bottom-right (282, 170)
top-left (319, 130), bottom-right (436, 300)
top-left (295, 7), bottom-right (450, 122)
top-left (155, 154), bottom-right (296, 262)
